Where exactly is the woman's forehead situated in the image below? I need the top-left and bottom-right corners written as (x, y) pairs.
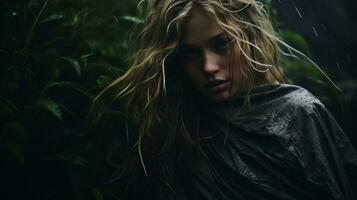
top-left (182, 9), bottom-right (225, 46)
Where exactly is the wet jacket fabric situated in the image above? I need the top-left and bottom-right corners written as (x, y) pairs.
top-left (182, 83), bottom-right (357, 200)
top-left (109, 83), bottom-right (357, 200)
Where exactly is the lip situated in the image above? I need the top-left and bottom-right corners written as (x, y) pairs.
top-left (206, 80), bottom-right (230, 92)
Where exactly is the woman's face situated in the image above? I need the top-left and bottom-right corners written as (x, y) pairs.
top-left (179, 9), bottom-right (243, 102)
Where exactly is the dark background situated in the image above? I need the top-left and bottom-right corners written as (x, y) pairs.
top-left (1, 0), bottom-right (356, 199)
top-left (272, 0), bottom-right (357, 145)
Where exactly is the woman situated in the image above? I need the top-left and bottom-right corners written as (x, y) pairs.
top-left (92, 0), bottom-right (357, 199)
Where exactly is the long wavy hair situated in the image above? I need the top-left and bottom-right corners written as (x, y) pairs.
top-left (90, 0), bottom-right (315, 196)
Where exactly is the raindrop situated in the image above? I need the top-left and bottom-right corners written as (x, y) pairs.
top-left (312, 26), bottom-right (319, 37)
top-left (345, 53), bottom-right (351, 63)
top-left (336, 61), bottom-right (343, 76)
top-left (321, 24), bottom-right (327, 32)
top-left (294, 6), bottom-right (302, 18)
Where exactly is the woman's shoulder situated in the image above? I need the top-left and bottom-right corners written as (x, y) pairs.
top-left (226, 83), bottom-right (325, 134)
top-left (247, 83), bottom-right (325, 116)
top-left (272, 83), bottom-right (324, 115)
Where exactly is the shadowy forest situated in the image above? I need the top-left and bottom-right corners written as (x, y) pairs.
top-left (1, 0), bottom-right (356, 199)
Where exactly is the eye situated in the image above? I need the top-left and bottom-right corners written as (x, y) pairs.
top-left (212, 38), bottom-right (233, 53)
top-left (180, 48), bottom-right (201, 60)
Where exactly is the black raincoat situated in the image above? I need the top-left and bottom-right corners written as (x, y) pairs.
top-left (109, 83), bottom-right (357, 200)
top-left (179, 83), bottom-right (357, 200)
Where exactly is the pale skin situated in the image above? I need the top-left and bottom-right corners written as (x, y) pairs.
top-left (180, 9), bottom-right (242, 102)
top-left (180, 9), bottom-right (267, 102)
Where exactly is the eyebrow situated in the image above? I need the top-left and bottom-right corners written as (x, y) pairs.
top-left (181, 32), bottom-right (227, 49)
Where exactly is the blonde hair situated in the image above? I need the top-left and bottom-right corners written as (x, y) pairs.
top-left (92, 0), bottom-right (316, 187)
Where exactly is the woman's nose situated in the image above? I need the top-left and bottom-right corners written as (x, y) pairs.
top-left (202, 50), bottom-right (220, 75)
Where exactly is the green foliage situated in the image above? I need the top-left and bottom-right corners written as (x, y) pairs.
top-left (0, 0), bottom-right (140, 199)
top-left (278, 30), bottom-right (344, 109)
top-left (279, 30), bottom-right (311, 54)
top-left (266, 1), bottom-right (345, 109)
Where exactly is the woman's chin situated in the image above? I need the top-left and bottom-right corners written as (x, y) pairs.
top-left (206, 90), bottom-right (232, 102)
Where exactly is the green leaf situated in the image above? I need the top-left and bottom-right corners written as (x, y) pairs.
top-left (280, 30), bottom-right (311, 54)
top-left (89, 186), bottom-right (104, 200)
top-left (74, 156), bottom-right (92, 167)
top-left (0, 97), bottom-right (20, 119)
top-left (5, 121), bottom-right (27, 142)
top-left (43, 154), bottom-right (68, 161)
top-left (5, 141), bottom-right (24, 167)
top-left (43, 154), bottom-right (92, 167)
top-left (80, 53), bottom-right (93, 59)
top-left (100, 189), bottom-right (121, 200)
top-left (283, 59), bottom-right (322, 79)
top-left (39, 14), bottom-right (64, 24)
top-left (97, 75), bottom-right (113, 88)
top-left (80, 53), bottom-right (93, 68)
top-left (61, 56), bottom-right (81, 77)
top-left (42, 81), bottom-right (90, 97)
top-left (37, 98), bottom-right (63, 121)
top-left (120, 15), bottom-right (144, 24)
